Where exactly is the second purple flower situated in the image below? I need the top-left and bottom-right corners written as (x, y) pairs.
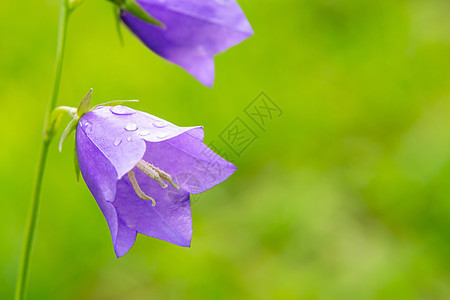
top-left (119, 0), bottom-right (253, 87)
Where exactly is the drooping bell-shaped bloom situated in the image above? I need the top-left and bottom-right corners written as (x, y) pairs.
top-left (120, 0), bottom-right (254, 87)
top-left (76, 105), bottom-right (236, 257)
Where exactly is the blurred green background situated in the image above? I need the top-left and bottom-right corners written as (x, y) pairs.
top-left (1, 0), bottom-right (450, 299)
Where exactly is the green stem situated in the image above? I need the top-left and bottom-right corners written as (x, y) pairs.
top-left (14, 1), bottom-right (71, 299)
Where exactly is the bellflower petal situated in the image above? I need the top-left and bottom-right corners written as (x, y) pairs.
top-left (120, 0), bottom-right (253, 86)
top-left (76, 127), bottom-right (136, 256)
top-left (143, 132), bottom-right (236, 194)
top-left (76, 105), bottom-right (236, 257)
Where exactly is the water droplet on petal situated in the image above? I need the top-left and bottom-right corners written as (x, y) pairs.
top-left (127, 137), bottom-right (133, 142)
top-left (139, 129), bottom-right (151, 136)
top-left (83, 121), bottom-right (93, 134)
top-left (125, 123), bottom-right (138, 131)
top-left (152, 121), bottom-right (167, 128)
top-left (110, 106), bottom-right (136, 115)
top-left (157, 132), bottom-right (169, 139)
top-left (113, 137), bottom-right (122, 146)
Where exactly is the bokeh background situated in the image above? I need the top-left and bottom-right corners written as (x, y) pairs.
top-left (1, 0), bottom-right (450, 299)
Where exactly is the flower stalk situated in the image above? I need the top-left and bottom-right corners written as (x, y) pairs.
top-left (15, 1), bottom-right (71, 299)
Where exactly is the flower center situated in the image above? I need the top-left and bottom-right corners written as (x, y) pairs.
top-left (127, 159), bottom-right (180, 206)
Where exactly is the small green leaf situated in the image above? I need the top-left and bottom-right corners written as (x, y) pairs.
top-left (77, 88), bottom-right (93, 118)
top-left (91, 99), bottom-right (139, 110)
top-left (59, 117), bottom-right (79, 152)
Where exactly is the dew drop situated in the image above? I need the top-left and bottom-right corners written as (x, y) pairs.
top-left (83, 121), bottom-right (93, 134)
top-left (152, 121), bottom-right (167, 128)
top-left (110, 106), bottom-right (136, 115)
top-left (125, 123), bottom-right (138, 131)
top-left (113, 137), bottom-right (122, 146)
top-left (157, 132), bottom-right (169, 139)
top-left (139, 129), bottom-right (151, 136)
top-left (127, 137), bottom-right (133, 142)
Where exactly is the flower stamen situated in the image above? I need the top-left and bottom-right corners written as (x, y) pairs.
top-left (136, 160), bottom-right (168, 188)
top-left (136, 160), bottom-right (180, 190)
top-left (151, 165), bottom-right (180, 190)
top-left (128, 170), bottom-right (156, 206)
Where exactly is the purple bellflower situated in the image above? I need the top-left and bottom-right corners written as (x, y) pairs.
top-left (119, 0), bottom-right (254, 87)
top-left (75, 104), bottom-right (236, 257)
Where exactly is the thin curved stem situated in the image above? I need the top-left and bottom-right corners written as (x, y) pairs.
top-left (14, 1), bottom-right (71, 299)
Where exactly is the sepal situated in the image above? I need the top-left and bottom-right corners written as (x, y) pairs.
top-left (45, 106), bottom-right (76, 141)
top-left (59, 117), bottom-right (78, 152)
top-left (74, 139), bottom-right (81, 183)
top-left (113, 6), bottom-right (124, 45)
top-left (109, 0), bottom-right (164, 28)
top-left (58, 88), bottom-right (92, 151)
top-left (77, 88), bottom-right (93, 118)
